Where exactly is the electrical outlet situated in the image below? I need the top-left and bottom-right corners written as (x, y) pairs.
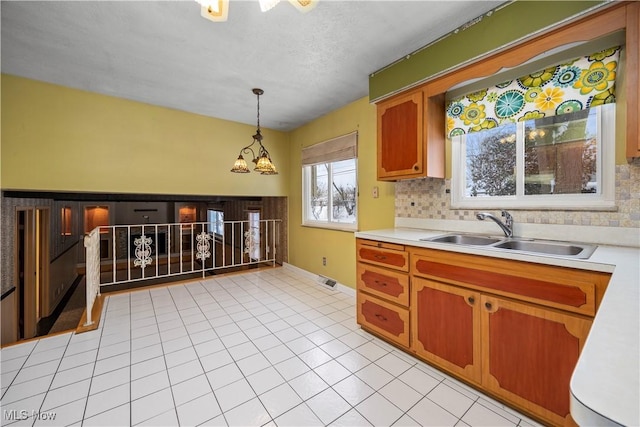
top-left (372, 186), bottom-right (379, 198)
top-left (322, 257), bottom-right (327, 266)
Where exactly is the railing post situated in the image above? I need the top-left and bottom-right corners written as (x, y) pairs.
top-left (84, 229), bottom-right (101, 327)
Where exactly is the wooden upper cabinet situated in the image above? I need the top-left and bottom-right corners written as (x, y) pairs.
top-left (376, 89), bottom-right (445, 181)
top-left (377, 91), bottom-right (423, 180)
top-left (627, 2), bottom-right (640, 158)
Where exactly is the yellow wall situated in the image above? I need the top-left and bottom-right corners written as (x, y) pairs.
top-left (288, 97), bottom-right (395, 289)
top-left (1, 75), bottom-right (290, 197)
top-left (2, 75), bottom-right (396, 289)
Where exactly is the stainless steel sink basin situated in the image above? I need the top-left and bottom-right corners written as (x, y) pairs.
top-left (422, 234), bottom-right (502, 246)
top-left (492, 240), bottom-right (596, 259)
top-left (421, 233), bottom-right (597, 259)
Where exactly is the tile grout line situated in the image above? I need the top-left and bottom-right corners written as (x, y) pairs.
top-left (34, 333), bottom-right (73, 426)
top-left (203, 275), bottom-right (278, 424)
top-left (178, 279), bottom-right (227, 425)
top-left (80, 293), bottom-right (111, 424)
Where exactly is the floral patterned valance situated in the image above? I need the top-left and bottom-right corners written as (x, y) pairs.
top-left (446, 46), bottom-right (620, 138)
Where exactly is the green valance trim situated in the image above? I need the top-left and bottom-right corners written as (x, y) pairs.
top-left (446, 46), bottom-right (620, 138)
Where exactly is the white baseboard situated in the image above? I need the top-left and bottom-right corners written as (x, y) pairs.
top-left (283, 263), bottom-right (356, 298)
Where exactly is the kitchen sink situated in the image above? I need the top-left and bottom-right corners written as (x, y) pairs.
top-left (423, 234), bottom-right (502, 246)
top-left (422, 233), bottom-right (597, 259)
top-left (492, 240), bottom-right (597, 258)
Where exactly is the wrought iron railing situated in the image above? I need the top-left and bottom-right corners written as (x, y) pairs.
top-left (83, 219), bottom-right (281, 326)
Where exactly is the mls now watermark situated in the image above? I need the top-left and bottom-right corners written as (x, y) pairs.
top-left (4, 410), bottom-right (57, 421)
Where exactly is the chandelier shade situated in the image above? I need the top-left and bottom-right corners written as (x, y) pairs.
top-left (196, 0), bottom-right (316, 22)
top-left (231, 155), bottom-right (250, 173)
top-left (230, 89), bottom-right (278, 175)
top-left (197, 0), bottom-right (229, 22)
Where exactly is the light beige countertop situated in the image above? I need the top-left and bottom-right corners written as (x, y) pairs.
top-left (355, 227), bottom-right (640, 427)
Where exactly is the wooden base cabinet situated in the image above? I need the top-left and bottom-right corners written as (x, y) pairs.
top-left (356, 239), bottom-right (410, 348)
top-left (481, 295), bottom-right (591, 426)
top-left (411, 278), bottom-right (482, 383)
top-left (357, 241), bottom-right (609, 426)
top-left (409, 248), bottom-right (607, 426)
top-left (412, 277), bottom-right (592, 426)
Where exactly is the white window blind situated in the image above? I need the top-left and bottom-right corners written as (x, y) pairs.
top-left (301, 131), bottom-right (358, 166)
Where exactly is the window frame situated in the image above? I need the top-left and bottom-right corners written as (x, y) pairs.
top-left (451, 103), bottom-right (616, 210)
top-left (302, 159), bottom-right (358, 231)
top-left (207, 209), bottom-right (224, 239)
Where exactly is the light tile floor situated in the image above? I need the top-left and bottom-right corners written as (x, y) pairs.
top-left (1, 268), bottom-right (543, 427)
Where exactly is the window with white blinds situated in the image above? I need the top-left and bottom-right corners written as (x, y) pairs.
top-left (302, 132), bottom-right (358, 230)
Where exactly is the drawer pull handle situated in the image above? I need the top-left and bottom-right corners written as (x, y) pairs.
top-left (467, 296), bottom-right (475, 304)
top-left (485, 302), bottom-right (493, 310)
top-left (374, 255), bottom-right (387, 260)
top-left (374, 280), bottom-right (387, 287)
top-left (375, 314), bottom-right (387, 322)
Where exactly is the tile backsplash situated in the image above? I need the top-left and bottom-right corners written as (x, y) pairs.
top-left (395, 158), bottom-right (640, 229)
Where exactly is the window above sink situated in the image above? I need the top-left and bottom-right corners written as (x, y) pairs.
top-left (448, 44), bottom-right (619, 211)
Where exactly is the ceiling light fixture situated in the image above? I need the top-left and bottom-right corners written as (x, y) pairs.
top-left (197, 0), bottom-right (229, 22)
top-left (230, 88), bottom-right (278, 175)
top-left (197, 0), bottom-right (317, 22)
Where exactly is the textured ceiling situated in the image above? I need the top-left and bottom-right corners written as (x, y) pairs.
top-left (1, 0), bottom-right (503, 131)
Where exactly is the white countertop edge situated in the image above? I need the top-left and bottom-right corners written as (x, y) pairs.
top-left (355, 227), bottom-right (640, 426)
top-left (570, 392), bottom-right (622, 427)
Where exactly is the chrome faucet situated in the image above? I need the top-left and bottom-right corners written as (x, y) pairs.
top-left (476, 210), bottom-right (513, 238)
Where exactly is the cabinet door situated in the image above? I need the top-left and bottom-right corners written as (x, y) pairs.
top-left (481, 295), bottom-right (592, 426)
top-left (411, 277), bottom-right (482, 383)
top-left (357, 291), bottom-right (409, 347)
top-left (377, 91), bottom-right (424, 180)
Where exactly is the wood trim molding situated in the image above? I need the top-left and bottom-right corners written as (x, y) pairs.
top-left (415, 259), bottom-right (589, 309)
top-left (426, 3), bottom-right (627, 95)
top-left (626, 2), bottom-right (640, 158)
top-left (1, 287), bottom-right (16, 301)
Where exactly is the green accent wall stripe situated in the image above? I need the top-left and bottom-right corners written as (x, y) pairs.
top-left (369, 1), bottom-right (608, 102)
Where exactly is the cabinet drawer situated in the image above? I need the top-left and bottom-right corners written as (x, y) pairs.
top-left (357, 263), bottom-right (409, 307)
top-left (411, 249), bottom-right (602, 316)
top-left (357, 291), bottom-right (409, 347)
top-left (357, 238), bottom-right (405, 251)
top-left (357, 240), bottom-right (408, 272)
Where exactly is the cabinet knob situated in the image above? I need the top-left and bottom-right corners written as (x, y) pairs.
top-left (485, 302), bottom-right (493, 310)
top-left (413, 165), bottom-right (419, 171)
top-left (467, 296), bottom-right (475, 304)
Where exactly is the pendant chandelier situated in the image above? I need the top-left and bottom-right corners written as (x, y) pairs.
top-left (230, 88), bottom-right (278, 175)
top-left (196, 0), bottom-right (317, 23)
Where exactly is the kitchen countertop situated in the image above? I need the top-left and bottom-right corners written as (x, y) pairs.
top-left (355, 227), bottom-right (639, 427)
